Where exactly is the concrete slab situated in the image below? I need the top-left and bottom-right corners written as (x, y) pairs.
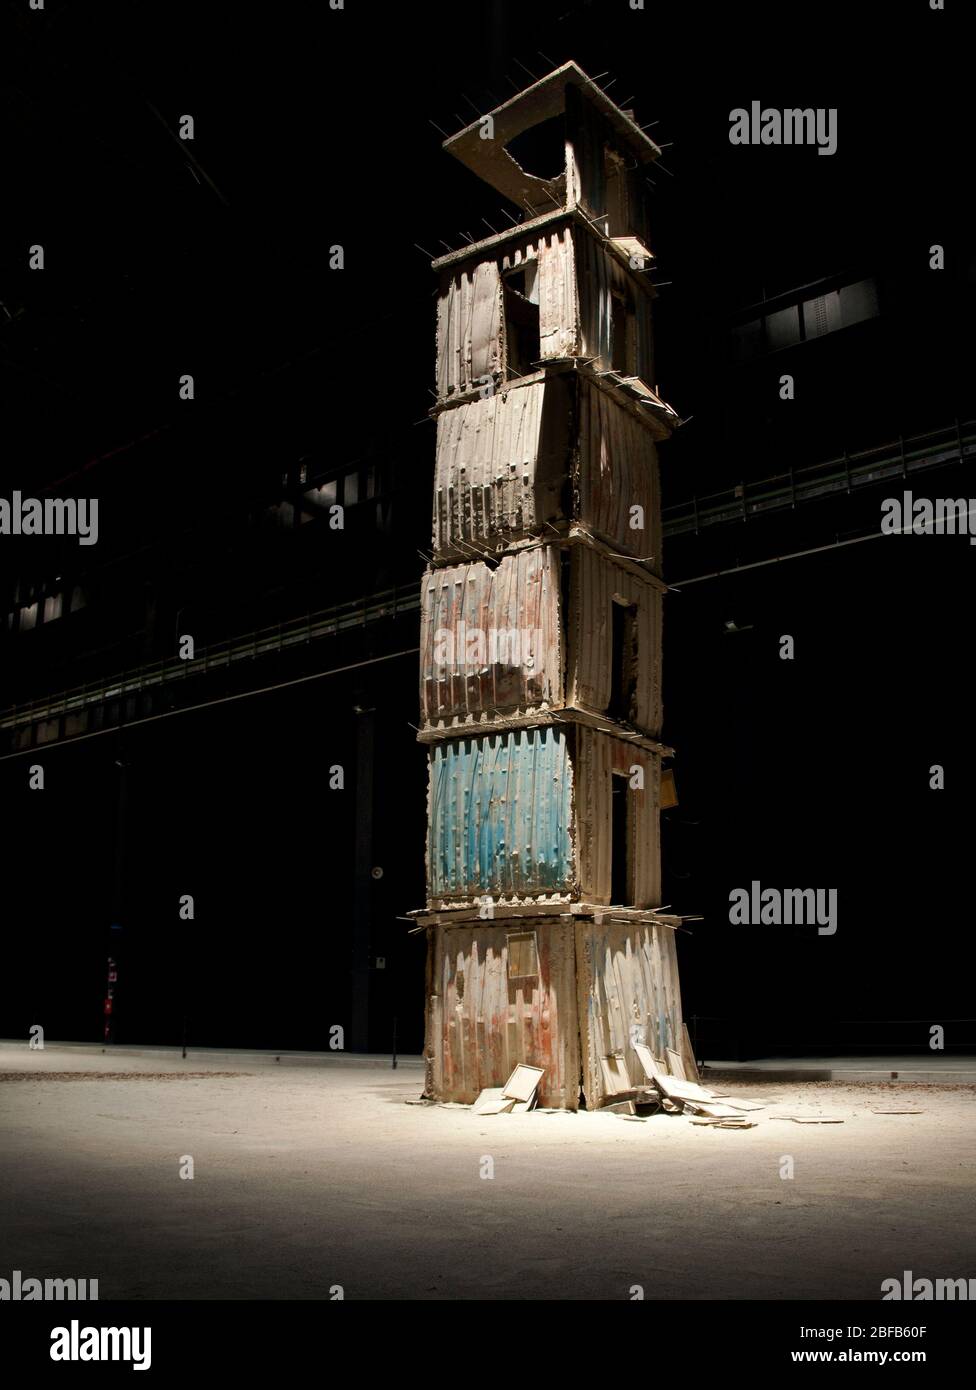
top-left (1, 1046), bottom-right (974, 1299)
top-left (0, 1039), bottom-right (423, 1071)
top-left (703, 1056), bottom-right (976, 1084)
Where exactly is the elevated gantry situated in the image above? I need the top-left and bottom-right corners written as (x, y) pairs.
top-left (415, 64), bottom-right (691, 1110)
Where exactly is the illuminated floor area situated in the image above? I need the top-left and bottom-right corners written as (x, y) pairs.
top-left (1, 1046), bottom-right (973, 1300)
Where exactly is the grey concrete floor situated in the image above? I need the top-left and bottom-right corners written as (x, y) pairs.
top-left (1, 1046), bottom-right (974, 1300)
top-left (704, 1056), bottom-right (976, 1083)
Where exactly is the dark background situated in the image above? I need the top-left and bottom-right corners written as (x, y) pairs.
top-left (1, 0), bottom-right (972, 1059)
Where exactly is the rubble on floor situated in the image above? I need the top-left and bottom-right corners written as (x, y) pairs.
top-left (628, 1046), bottom-right (771, 1126)
top-left (463, 1047), bottom-right (776, 1127)
top-left (470, 1064), bottom-right (544, 1115)
top-left (690, 1116), bottom-right (758, 1129)
top-left (768, 1114), bottom-right (845, 1124)
top-left (422, 1067), bottom-right (933, 1130)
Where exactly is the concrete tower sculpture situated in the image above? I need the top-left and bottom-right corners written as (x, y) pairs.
top-left (416, 64), bottom-right (690, 1109)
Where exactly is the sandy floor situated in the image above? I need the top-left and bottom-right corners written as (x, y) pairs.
top-left (1, 1048), bottom-right (973, 1299)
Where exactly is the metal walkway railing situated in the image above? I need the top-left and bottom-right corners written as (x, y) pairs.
top-left (3, 419), bottom-right (973, 746)
top-left (662, 419), bottom-right (976, 536)
top-left (0, 584), bottom-right (421, 740)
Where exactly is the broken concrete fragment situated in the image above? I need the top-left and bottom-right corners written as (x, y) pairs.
top-left (473, 1088), bottom-right (516, 1115)
top-left (502, 1064), bottom-right (545, 1102)
top-left (600, 1055), bottom-right (633, 1096)
top-left (666, 1047), bottom-right (687, 1080)
top-left (685, 1101), bottom-right (752, 1119)
top-left (769, 1115), bottom-right (844, 1124)
top-left (690, 1116), bottom-right (757, 1129)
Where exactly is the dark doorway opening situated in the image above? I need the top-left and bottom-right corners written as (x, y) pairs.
top-left (610, 290), bottom-right (634, 374)
top-left (503, 267), bottom-right (541, 377)
top-left (609, 599), bottom-right (638, 722)
top-left (611, 773), bottom-right (630, 906)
